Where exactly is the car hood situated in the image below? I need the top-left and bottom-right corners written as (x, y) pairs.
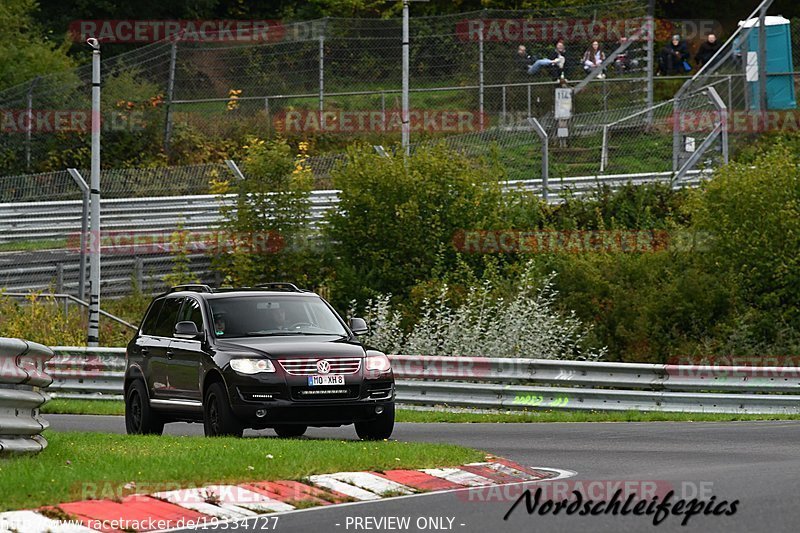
top-left (214, 336), bottom-right (367, 359)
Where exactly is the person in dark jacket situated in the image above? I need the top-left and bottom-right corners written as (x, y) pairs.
top-left (659, 34), bottom-right (691, 75)
top-left (695, 33), bottom-right (721, 67)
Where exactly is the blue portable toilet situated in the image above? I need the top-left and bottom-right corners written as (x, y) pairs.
top-left (738, 16), bottom-right (796, 110)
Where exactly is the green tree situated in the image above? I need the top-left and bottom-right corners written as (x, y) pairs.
top-left (0, 0), bottom-right (73, 91)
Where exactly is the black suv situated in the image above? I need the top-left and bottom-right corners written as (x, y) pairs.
top-left (124, 283), bottom-right (395, 439)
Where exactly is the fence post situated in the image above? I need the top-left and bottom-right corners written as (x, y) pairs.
top-left (757, 4), bottom-right (768, 111)
top-left (134, 257), bottom-right (144, 293)
top-left (163, 38), bottom-right (178, 156)
top-left (225, 159), bottom-right (246, 180)
top-left (600, 125), bottom-right (609, 172)
top-left (706, 86), bottom-right (729, 164)
top-left (646, 0), bottom-right (655, 125)
top-left (67, 168), bottom-right (89, 302)
top-left (55, 263), bottom-right (64, 294)
top-left (87, 39), bottom-right (101, 347)
top-left (501, 85), bottom-right (507, 125)
top-left (478, 18), bottom-right (484, 131)
top-left (25, 77), bottom-right (40, 171)
top-left (264, 97), bottom-right (270, 137)
top-left (528, 117), bottom-right (549, 201)
top-left (319, 33), bottom-right (325, 128)
top-left (401, 0), bottom-right (410, 155)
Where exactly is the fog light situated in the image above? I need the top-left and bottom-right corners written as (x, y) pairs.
top-left (375, 406), bottom-right (384, 414)
top-left (256, 409), bottom-right (267, 418)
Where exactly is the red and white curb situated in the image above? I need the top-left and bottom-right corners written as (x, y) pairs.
top-left (0, 458), bottom-right (575, 533)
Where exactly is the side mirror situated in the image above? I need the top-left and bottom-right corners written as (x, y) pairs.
top-left (174, 321), bottom-right (202, 339)
top-left (349, 317), bottom-right (368, 336)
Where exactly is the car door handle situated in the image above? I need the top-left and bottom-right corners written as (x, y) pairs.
top-left (166, 350), bottom-right (174, 359)
top-left (141, 347), bottom-right (149, 355)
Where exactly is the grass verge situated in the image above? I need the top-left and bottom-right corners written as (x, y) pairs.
top-left (0, 431), bottom-right (484, 512)
top-left (42, 399), bottom-right (800, 423)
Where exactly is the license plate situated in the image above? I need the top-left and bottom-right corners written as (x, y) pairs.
top-left (308, 374), bottom-right (345, 386)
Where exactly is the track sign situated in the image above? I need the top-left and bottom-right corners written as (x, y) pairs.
top-left (555, 88), bottom-right (573, 119)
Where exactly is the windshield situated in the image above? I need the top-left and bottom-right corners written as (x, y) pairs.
top-left (208, 295), bottom-right (348, 338)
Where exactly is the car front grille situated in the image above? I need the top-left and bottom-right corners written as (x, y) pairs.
top-left (278, 357), bottom-right (361, 376)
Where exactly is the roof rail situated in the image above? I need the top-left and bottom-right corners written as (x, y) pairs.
top-left (255, 282), bottom-right (304, 292)
top-left (169, 284), bottom-right (213, 294)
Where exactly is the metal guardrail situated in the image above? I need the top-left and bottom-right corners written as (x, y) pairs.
top-left (0, 171), bottom-right (707, 297)
top-left (0, 338), bottom-right (53, 454)
top-left (0, 172), bottom-right (705, 244)
top-left (44, 349), bottom-right (800, 414)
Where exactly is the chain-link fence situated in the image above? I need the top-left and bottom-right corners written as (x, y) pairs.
top-left (0, 1), bottom-right (665, 175)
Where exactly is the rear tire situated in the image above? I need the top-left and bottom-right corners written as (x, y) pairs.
top-left (274, 424), bottom-right (307, 438)
top-left (125, 380), bottom-right (164, 435)
top-left (203, 382), bottom-right (243, 437)
top-left (355, 403), bottom-right (395, 440)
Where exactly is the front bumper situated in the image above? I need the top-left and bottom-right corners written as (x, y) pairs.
top-left (224, 370), bottom-right (395, 427)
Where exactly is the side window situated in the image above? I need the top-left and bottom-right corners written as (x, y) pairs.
top-left (152, 297), bottom-right (183, 338)
top-left (140, 299), bottom-right (165, 335)
top-left (179, 298), bottom-right (204, 332)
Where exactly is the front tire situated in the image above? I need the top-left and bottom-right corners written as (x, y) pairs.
top-left (203, 382), bottom-right (243, 437)
top-left (125, 380), bottom-right (164, 435)
top-left (274, 424), bottom-right (307, 438)
top-left (355, 403), bottom-right (395, 440)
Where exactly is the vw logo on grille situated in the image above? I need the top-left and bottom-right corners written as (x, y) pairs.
top-left (316, 359), bottom-right (331, 374)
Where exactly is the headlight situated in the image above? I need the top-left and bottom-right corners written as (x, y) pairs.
top-left (365, 354), bottom-right (391, 372)
top-left (230, 358), bottom-right (276, 374)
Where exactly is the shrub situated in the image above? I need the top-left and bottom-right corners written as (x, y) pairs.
top-left (325, 142), bottom-right (506, 306)
top-left (355, 264), bottom-right (604, 360)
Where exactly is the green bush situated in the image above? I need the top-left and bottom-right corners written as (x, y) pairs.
top-left (325, 143), bottom-right (506, 306)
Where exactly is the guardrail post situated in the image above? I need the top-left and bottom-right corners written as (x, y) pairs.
top-left (0, 338), bottom-right (53, 455)
top-left (134, 257), bottom-right (144, 293)
top-left (528, 117), bottom-right (549, 201)
top-left (55, 262), bottom-right (64, 294)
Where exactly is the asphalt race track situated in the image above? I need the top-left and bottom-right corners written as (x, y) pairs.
top-left (48, 415), bottom-right (800, 533)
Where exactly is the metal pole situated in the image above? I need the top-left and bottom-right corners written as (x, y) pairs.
top-left (758, 5), bottom-right (768, 111)
top-left (163, 39), bottom-right (178, 155)
top-left (706, 86), bottom-right (728, 164)
top-left (87, 38), bottom-right (101, 347)
top-left (528, 118), bottom-right (549, 202)
top-left (600, 125), bottom-right (609, 172)
top-left (527, 84), bottom-right (531, 118)
top-left (401, 0), bottom-right (410, 155)
top-left (319, 34), bottom-right (325, 128)
top-left (501, 86), bottom-right (506, 125)
top-left (264, 97), bottom-right (270, 137)
top-left (67, 168), bottom-right (89, 303)
top-left (646, 0), bottom-right (655, 125)
top-left (25, 78), bottom-right (39, 171)
top-left (478, 19), bottom-right (484, 131)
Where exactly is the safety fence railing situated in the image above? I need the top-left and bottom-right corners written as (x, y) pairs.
top-left (0, 169), bottom-right (706, 298)
top-left (44, 349), bottom-right (800, 414)
top-left (0, 338), bottom-right (53, 454)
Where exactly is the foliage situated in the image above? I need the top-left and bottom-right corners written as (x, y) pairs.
top-left (326, 142), bottom-right (506, 306)
top-left (212, 138), bottom-right (323, 287)
top-left (688, 143), bottom-right (800, 344)
top-left (356, 264), bottom-right (605, 360)
top-left (0, 0), bottom-right (73, 91)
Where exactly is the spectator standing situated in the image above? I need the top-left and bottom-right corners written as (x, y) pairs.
top-left (582, 40), bottom-right (606, 78)
top-left (695, 33), bottom-right (721, 67)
